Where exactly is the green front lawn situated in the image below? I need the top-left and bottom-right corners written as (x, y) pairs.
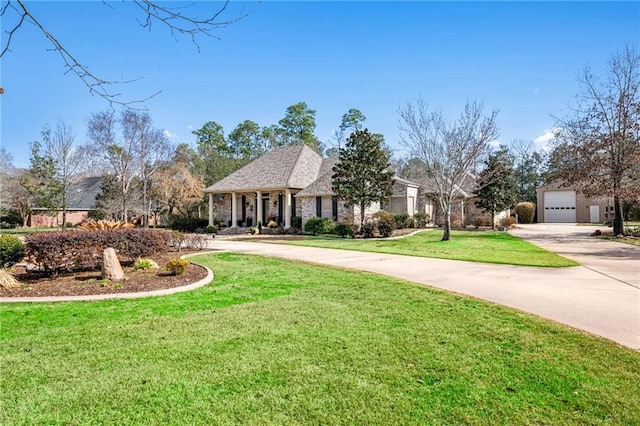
top-left (278, 230), bottom-right (578, 267)
top-left (1, 253), bottom-right (637, 425)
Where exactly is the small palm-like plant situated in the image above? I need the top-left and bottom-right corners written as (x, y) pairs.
top-left (0, 269), bottom-right (21, 289)
top-left (134, 258), bottom-right (158, 271)
top-left (78, 220), bottom-right (134, 231)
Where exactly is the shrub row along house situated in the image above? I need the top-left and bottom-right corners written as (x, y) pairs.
top-left (203, 144), bottom-right (485, 231)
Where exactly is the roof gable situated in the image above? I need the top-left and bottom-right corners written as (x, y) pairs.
top-left (294, 157), bottom-right (339, 197)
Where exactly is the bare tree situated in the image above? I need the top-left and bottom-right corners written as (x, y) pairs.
top-left (0, 0), bottom-right (254, 106)
top-left (121, 110), bottom-right (172, 227)
top-left (74, 144), bottom-right (110, 178)
top-left (549, 46), bottom-right (640, 235)
top-left (42, 120), bottom-right (81, 230)
top-left (87, 110), bottom-right (171, 224)
top-left (510, 139), bottom-right (545, 204)
top-left (0, 147), bottom-right (15, 216)
top-left (399, 99), bottom-right (500, 241)
top-left (7, 170), bottom-right (32, 226)
top-left (87, 111), bottom-right (138, 222)
top-left (151, 156), bottom-right (205, 219)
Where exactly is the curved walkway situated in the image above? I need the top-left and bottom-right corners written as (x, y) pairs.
top-left (207, 233), bottom-right (640, 350)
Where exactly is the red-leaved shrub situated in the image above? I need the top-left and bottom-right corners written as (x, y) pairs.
top-left (24, 229), bottom-right (170, 275)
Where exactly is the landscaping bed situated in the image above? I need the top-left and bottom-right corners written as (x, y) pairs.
top-left (0, 250), bottom-right (209, 298)
top-left (591, 225), bottom-right (640, 246)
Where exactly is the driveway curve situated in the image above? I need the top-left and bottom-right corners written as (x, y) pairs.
top-left (511, 223), bottom-right (640, 288)
top-left (207, 234), bottom-right (639, 350)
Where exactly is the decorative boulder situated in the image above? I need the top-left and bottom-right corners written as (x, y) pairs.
top-left (102, 248), bottom-right (124, 281)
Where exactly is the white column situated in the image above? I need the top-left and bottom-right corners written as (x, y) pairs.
top-left (231, 192), bottom-right (237, 228)
top-left (256, 191), bottom-right (262, 226)
top-left (208, 193), bottom-right (214, 226)
top-left (284, 189), bottom-right (292, 229)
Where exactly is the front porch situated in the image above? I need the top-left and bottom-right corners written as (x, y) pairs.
top-left (206, 189), bottom-right (301, 230)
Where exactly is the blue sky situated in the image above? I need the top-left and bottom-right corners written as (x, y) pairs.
top-left (1, 1), bottom-right (638, 168)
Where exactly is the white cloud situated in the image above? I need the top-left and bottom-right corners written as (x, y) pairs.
top-left (488, 139), bottom-right (502, 149)
top-left (533, 129), bottom-right (559, 150)
top-left (163, 130), bottom-right (178, 140)
top-left (186, 125), bottom-right (194, 130)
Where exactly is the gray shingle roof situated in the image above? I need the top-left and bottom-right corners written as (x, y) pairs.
top-left (295, 159), bottom-right (417, 198)
top-left (393, 176), bottom-right (420, 187)
top-left (66, 176), bottom-right (103, 210)
top-left (204, 145), bottom-right (323, 193)
top-left (411, 176), bottom-right (474, 198)
top-left (294, 157), bottom-right (339, 197)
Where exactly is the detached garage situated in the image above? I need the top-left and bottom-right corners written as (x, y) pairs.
top-left (543, 190), bottom-right (576, 223)
top-left (537, 182), bottom-right (611, 224)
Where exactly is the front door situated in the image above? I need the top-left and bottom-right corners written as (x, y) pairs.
top-left (589, 205), bottom-right (600, 223)
top-left (241, 195), bottom-right (246, 224)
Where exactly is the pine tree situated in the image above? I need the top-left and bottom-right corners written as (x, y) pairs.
top-left (332, 129), bottom-right (394, 231)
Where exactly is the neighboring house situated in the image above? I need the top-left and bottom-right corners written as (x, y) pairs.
top-left (203, 145), bottom-right (421, 230)
top-left (410, 176), bottom-right (495, 227)
top-left (29, 176), bottom-right (103, 227)
top-left (537, 181), bottom-right (612, 223)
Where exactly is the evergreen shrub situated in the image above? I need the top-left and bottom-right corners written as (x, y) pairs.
top-left (0, 235), bottom-right (24, 268)
top-left (413, 212), bottom-right (429, 228)
top-left (304, 217), bottom-right (334, 236)
top-left (169, 217), bottom-right (209, 233)
top-left (393, 213), bottom-right (412, 229)
top-left (514, 202), bottom-right (536, 224)
top-left (375, 211), bottom-right (396, 237)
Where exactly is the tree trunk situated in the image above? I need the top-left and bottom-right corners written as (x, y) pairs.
top-left (491, 206), bottom-right (495, 230)
top-left (360, 201), bottom-right (366, 233)
top-left (142, 179), bottom-right (149, 228)
top-left (122, 197), bottom-right (128, 223)
top-left (442, 205), bottom-right (451, 241)
top-left (61, 192), bottom-right (67, 230)
top-left (613, 195), bottom-right (624, 236)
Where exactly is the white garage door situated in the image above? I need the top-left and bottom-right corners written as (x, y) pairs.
top-left (544, 191), bottom-right (576, 222)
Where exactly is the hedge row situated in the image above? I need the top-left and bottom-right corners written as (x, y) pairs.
top-left (304, 211), bottom-right (431, 238)
top-left (169, 217), bottom-right (210, 233)
top-left (24, 229), bottom-right (171, 275)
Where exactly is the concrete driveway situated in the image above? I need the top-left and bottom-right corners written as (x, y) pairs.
top-left (208, 228), bottom-right (640, 350)
top-left (511, 223), bottom-right (640, 288)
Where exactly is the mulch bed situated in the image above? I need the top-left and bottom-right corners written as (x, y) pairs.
top-left (0, 250), bottom-right (210, 298)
